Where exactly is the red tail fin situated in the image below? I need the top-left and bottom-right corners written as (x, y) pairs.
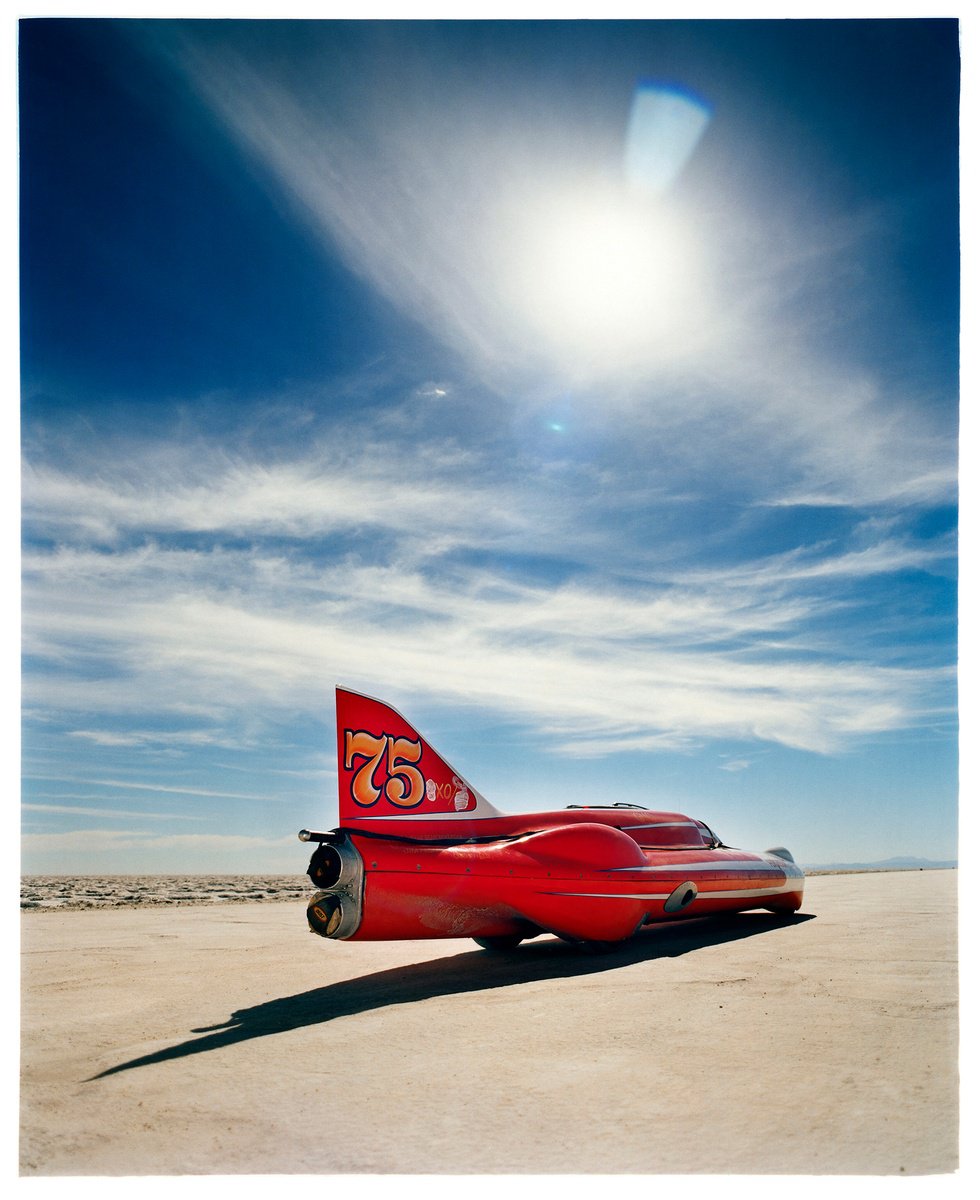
top-left (335, 688), bottom-right (501, 822)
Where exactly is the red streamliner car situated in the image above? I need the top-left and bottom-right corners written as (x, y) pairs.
top-left (299, 688), bottom-right (805, 950)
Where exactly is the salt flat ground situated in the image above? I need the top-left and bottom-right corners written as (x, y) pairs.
top-left (20, 870), bottom-right (957, 1176)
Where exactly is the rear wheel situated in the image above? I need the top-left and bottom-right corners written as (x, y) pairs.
top-left (473, 934), bottom-right (524, 951)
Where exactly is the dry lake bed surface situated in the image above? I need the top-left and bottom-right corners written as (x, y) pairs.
top-left (20, 869), bottom-right (958, 1176)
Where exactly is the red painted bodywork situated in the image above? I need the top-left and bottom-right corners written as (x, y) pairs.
top-left (299, 688), bottom-right (805, 946)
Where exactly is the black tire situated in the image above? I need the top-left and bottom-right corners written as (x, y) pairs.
top-left (473, 934), bottom-right (524, 951)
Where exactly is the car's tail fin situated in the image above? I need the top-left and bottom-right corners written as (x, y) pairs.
top-left (335, 687), bottom-right (502, 822)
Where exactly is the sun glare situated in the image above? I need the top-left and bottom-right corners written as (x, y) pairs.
top-left (504, 187), bottom-right (708, 377)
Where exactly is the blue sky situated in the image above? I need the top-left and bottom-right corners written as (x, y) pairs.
top-left (19, 16), bottom-right (959, 874)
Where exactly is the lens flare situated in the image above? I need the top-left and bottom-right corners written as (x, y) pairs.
top-left (625, 82), bottom-right (713, 197)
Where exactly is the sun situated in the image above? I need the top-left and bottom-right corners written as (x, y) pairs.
top-left (503, 184), bottom-right (710, 378)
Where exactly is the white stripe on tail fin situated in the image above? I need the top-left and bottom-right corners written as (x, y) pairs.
top-left (335, 687), bottom-right (503, 822)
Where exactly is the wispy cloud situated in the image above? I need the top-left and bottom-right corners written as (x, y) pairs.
top-left (22, 447), bottom-right (954, 757)
top-left (67, 729), bottom-right (230, 749)
top-left (24, 773), bottom-right (277, 802)
top-left (154, 27), bottom-right (955, 513)
top-left (22, 445), bottom-right (514, 548)
top-left (23, 803), bottom-right (206, 822)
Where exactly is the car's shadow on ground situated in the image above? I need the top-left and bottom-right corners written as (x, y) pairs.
top-left (88, 911), bottom-right (814, 1080)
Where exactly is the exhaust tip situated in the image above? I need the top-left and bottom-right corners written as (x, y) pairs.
top-left (664, 880), bottom-right (698, 914)
top-left (307, 892), bottom-right (343, 938)
top-left (308, 844), bottom-right (344, 889)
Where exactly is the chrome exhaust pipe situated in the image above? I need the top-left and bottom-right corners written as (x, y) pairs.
top-left (304, 833), bottom-right (364, 939)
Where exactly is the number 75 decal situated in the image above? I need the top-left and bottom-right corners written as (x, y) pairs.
top-left (344, 730), bottom-right (425, 808)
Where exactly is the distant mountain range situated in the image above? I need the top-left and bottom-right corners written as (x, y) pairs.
top-left (803, 856), bottom-right (957, 872)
